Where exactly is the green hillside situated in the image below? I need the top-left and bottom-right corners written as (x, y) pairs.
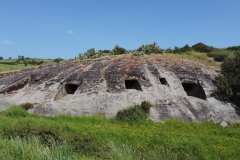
top-left (0, 106), bottom-right (239, 160)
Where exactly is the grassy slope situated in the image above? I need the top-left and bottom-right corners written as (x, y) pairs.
top-left (0, 58), bottom-right (54, 73)
top-left (164, 51), bottom-right (219, 66)
top-left (0, 106), bottom-right (239, 160)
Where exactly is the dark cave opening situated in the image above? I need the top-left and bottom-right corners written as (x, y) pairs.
top-left (65, 84), bottom-right (79, 94)
top-left (125, 80), bottom-right (142, 91)
top-left (160, 78), bottom-right (168, 85)
top-left (182, 82), bottom-right (206, 100)
top-left (7, 81), bottom-right (28, 93)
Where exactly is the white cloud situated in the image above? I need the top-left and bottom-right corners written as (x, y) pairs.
top-left (67, 30), bottom-right (74, 34)
top-left (2, 40), bottom-right (13, 45)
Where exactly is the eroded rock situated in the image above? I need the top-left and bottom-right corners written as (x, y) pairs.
top-left (0, 55), bottom-right (239, 122)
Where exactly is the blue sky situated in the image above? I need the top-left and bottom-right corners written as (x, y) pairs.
top-left (1, 0), bottom-right (240, 59)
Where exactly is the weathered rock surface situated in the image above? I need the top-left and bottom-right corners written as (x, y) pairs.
top-left (0, 55), bottom-right (239, 122)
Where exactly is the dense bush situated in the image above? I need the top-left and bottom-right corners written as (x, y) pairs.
top-left (137, 42), bottom-right (163, 54)
top-left (131, 51), bottom-right (144, 56)
top-left (116, 101), bottom-right (152, 122)
top-left (216, 51), bottom-right (240, 106)
top-left (78, 54), bottom-right (87, 60)
top-left (227, 45), bottom-right (240, 51)
top-left (2, 125), bottom-right (63, 147)
top-left (207, 49), bottom-right (233, 62)
top-left (173, 45), bottom-right (192, 53)
top-left (53, 58), bottom-right (63, 63)
top-left (0, 56), bottom-right (3, 60)
top-left (180, 44), bottom-right (192, 52)
top-left (79, 48), bottom-right (103, 59)
top-left (111, 45), bottom-right (126, 55)
top-left (69, 135), bottom-right (104, 157)
top-left (192, 43), bottom-right (214, 53)
top-left (20, 103), bottom-right (34, 111)
top-left (28, 59), bottom-right (44, 65)
top-left (165, 47), bottom-right (173, 53)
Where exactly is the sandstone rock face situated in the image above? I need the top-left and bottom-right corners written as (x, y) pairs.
top-left (0, 55), bottom-right (239, 122)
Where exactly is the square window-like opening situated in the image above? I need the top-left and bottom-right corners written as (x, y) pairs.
top-left (65, 84), bottom-right (79, 94)
top-left (182, 82), bottom-right (206, 100)
top-left (125, 80), bottom-right (142, 91)
top-left (160, 78), bottom-right (168, 85)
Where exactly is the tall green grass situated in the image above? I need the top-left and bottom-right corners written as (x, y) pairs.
top-left (165, 51), bottom-right (219, 66)
top-left (0, 106), bottom-right (240, 159)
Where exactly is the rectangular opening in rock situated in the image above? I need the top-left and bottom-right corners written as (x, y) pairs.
top-left (125, 80), bottom-right (142, 91)
top-left (65, 84), bottom-right (79, 94)
top-left (6, 81), bottom-right (28, 93)
top-left (182, 82), bottom-right (206, 100)
top-left (160, 78), bottom-right (168, 85)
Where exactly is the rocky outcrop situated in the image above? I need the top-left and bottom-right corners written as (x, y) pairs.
top-left (0, 55), bottom-right (239, 122)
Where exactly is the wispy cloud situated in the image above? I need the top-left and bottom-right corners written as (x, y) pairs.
top-left (2, 40), bottom-right (13, 45)
top-left (67, 30), bottom-right (74, 34)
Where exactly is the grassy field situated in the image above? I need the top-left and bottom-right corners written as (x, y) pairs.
top-left (0, 58), bottom-right (54, 73)
top-left (0, 106), bottom-right (239, 160)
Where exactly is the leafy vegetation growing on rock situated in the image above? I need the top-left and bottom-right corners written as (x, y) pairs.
top-left (207, 49), bottom-right (234, 62)
top-left (111, 45), bottom-right (126, 55)
top-left (116, 101), bottom-right (152, 122)
top-left (216, 51), bottom-right (240, 105)
top-left (137, 42), bottom-right (163, 54)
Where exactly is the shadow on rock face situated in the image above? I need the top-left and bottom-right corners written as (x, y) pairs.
top-left (182, 80), bottom-right (206, 100)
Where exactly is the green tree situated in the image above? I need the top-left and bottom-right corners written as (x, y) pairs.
top-left (84, 48), bottom-right (96, 58)
top-left (53, 58), bottom-right (63, 63)
top-left (192, 42), bottom-right (214, 53)
top-left (111, 45), bottom-right (126, 55)
top-left (216, 51), bottom-right (240, 106)
top-left (23, 60), bottom-right (29, 67)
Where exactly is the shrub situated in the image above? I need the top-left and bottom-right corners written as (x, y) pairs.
top-left (227, 45), bottom-right (240, 51)
top-left (192, 43), bottom-right (214, 53)
top-left (207, 49), bottom-right (233, 62)
top-left (2, 125), bottom-right (63, 147)
top-left (173, 46), bottom-right (180, 53)
top-left (165, 47), bottom-right (173, 53)
top-left (0, 56), bottom-right (3, 60)
top-left (173, 44), bottom-right (192, 53)
top-left (23, 60), bottom-right (29, 66)
top-left (131, 51), bottom-right (144, 56)
top-left (137, 42), bottom-right (163, 54)
top-left (53, 58), bottom-right (63, 63)
top-left (111, 45), bottom-right (126, 55)
top-left (216, 51), bottom-right (240, 106)
top-left (68, 135), bottom-right (105, 157)
top-left (84, 48), bottom-right (96, 58)
top-left (116, 101), bottom-right (152, 122)
top-left (82, 48), bottom-right (103, 59)
top-left (20, 103), bottom-right (34, 111)
top-left (180, 44), bottom-right (192, 52)
top-left (78, 54), bottom-right (87, 60)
